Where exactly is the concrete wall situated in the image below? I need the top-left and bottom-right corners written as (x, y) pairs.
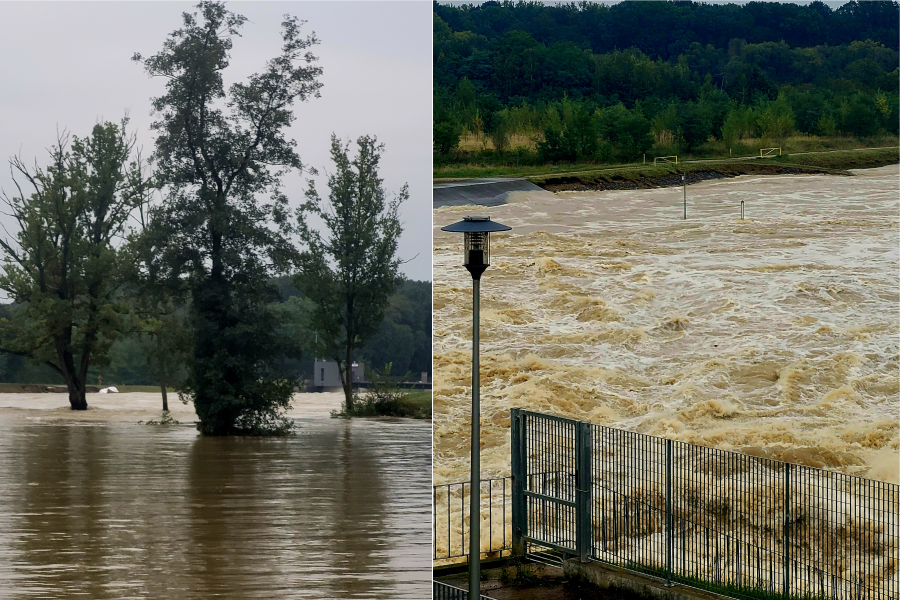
top-left (312, 360), bottom-right (364, 390)
top-left (563, 559), bottom-right (729, 600)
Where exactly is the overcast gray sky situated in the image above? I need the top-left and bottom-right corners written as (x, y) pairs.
top-left (0, 1), bottom-right (432, 282)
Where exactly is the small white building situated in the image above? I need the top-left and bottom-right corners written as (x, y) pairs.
top-left (312, 360), bottom-right (364, 391)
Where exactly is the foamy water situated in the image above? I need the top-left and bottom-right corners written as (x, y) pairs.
top-left (433, 166), bottom-right (900, 485)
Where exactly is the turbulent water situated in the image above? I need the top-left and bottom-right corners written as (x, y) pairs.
top-left (433, 166), bottom-right (900, 485)
top-left (0, 397), bottom-right (430, 599)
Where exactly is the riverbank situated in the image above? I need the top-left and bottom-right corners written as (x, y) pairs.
top-left (434, 147), bottom-right (899, 190)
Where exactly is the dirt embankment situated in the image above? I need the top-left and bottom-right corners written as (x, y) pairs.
top-left (529, 148), bottom-right (899, 192)
top-left (537, 164), bottom-right (831, 192)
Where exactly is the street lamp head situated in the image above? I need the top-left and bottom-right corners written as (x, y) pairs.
top-left (441, 216), bottom-right (512, 279)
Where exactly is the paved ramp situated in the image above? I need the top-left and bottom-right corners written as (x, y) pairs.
top-left (433, 177), bottom-right (548, 208)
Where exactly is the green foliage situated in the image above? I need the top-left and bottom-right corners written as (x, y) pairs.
top-left (487, 110), bottom-right (511, 153)
top-left (789, 91), bottom-right (827, 135)
top-left (537, 126), bottom-right (575, 163)
top-left (0, 121), bottom-right (148, 410)
top-left (757, 95), bottom-right (796, 144)
top-left (142, 411), bottom-right (180, 425)
top-left (1, 278), bottom-right (431, 388)
top-left (565, 104), bottom-right (600, 160)
top-left (332, 363), bottom-right (430, 419)
top-left (840, 93), bottom-right (881, 137)
top-left (358, 280), bottom-right (430, 376)
top-left (295, 135), bottom-right (405, 413)
top-left (185, 279), bottom-right (296, 435)
top-left (434, 2), bottom-right (900, 167)
top-left (725, 64), bottom-right (778, 105)
top-left (133, 1), bottom-right (322, 435)
top-left (270, 294), bottom-right (314, 384)
top-left (140, 304), bottom-right (190, 389)
top-left (598, 104), bottom-right (654, 162)
top-left (434, 120), bottom-right (462, 155)
top-left (677, 103), bottom-right (713, 152)
top-left (722, 106), bottom-right (756, 147)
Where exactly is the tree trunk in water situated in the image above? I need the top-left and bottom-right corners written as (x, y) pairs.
top-left (161, 380), bottom-right (168, 412)
top-left (58, 346), bottom-right (87, 410)
top-left (67, 381), bottom-right (87, 411)
top-left (342, 363), bottom-right (354, 413)
top-left (343, 368), bottom-right (353, 412)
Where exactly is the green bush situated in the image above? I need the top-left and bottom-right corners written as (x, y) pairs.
top-left (332, 363), bottom-right (431, 419)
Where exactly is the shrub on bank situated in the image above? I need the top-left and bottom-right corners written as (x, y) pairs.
top-left (331, 363), bottom-right (431, 419)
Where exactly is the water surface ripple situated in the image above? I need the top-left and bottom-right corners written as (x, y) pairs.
top-left (433, 167), bottom-right (899, 484)
top-left (0, 418), bottom-right (430, 599)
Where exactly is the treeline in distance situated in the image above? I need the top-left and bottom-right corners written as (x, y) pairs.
top-left (0, 279), bottom-right (431, 389)
top-left (433, 1), bottom-right (900, 165)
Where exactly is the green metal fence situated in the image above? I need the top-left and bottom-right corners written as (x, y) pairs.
top-left (433, 477), bottom-right (512, 562)
top-left (510, 408), bottom-right (900, 600)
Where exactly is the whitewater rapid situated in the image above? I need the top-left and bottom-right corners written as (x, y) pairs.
top-left (433, 165), bottom-right (900, 485)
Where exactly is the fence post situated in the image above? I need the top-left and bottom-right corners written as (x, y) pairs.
top-left (576, 421), bottom-right (592, 562)
top-left (666, 438), bottom-right (673, 586)
top-left (784, 463), bottom-right (791, 599)
top-left (511, 408), bottom-right (526, 557)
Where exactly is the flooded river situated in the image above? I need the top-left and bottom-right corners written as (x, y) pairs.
top-left (433, 166), bottom-right (899, 485)
top-left (0, 394), bottom-right (430, 599)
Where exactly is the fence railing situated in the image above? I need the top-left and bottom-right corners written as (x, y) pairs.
top-left (511, 408), bottom-right (900, 600)
top-left (433, 477), bottom-right (512, 562)
top-left (433, 580), bottom-right (498, 600)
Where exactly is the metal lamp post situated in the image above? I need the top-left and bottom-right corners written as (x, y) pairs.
top-left (441, 216), bottom-right (511, 599)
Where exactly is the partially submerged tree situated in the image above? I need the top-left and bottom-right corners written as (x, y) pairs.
top-left (0, 121), bottom-right (147, 410)
top-left (132, 1), bottom-right (322, 434)
top-left (137, 299), bottom-right (190, 412)
top-left (295, 135), bottom-right (406, 412)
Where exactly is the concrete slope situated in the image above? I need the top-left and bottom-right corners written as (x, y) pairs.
top-left (433, 177), bottom-right (549, 208)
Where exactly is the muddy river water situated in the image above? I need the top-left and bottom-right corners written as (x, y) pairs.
top-left (433, 166), bottom-right (899, 485)
top-left (0, 393), bottom-right (430, 599)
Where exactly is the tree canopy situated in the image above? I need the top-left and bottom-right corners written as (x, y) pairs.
top-left (133, 1), bottom-right (322, 435)
top-left (295, 135), bottom-right (406, 412)
top-left (434, 1), bottom-right (899, 163)
top-left (0, 121), bottom-right (148, 409)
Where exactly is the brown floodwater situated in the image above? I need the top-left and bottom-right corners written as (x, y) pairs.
top-left (0, 408), bottom-right (430, 599)
top-left (434, 166), bottom-right (899, 486)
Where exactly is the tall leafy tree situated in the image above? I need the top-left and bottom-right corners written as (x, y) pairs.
top-left (0, 121), bottom-right (147, 410)
top-left (295, 135), bottom-right (406, 412)
top-left (132, 1), bottom-right (322, 435)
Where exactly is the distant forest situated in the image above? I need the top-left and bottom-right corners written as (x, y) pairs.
top-left (0, 279), bottom-right (431, 387)
top-left (434, 1), bottom-right (900, 164)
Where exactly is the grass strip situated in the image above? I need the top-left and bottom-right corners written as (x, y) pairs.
top-left (433, 147), bottom-right (898, 188)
